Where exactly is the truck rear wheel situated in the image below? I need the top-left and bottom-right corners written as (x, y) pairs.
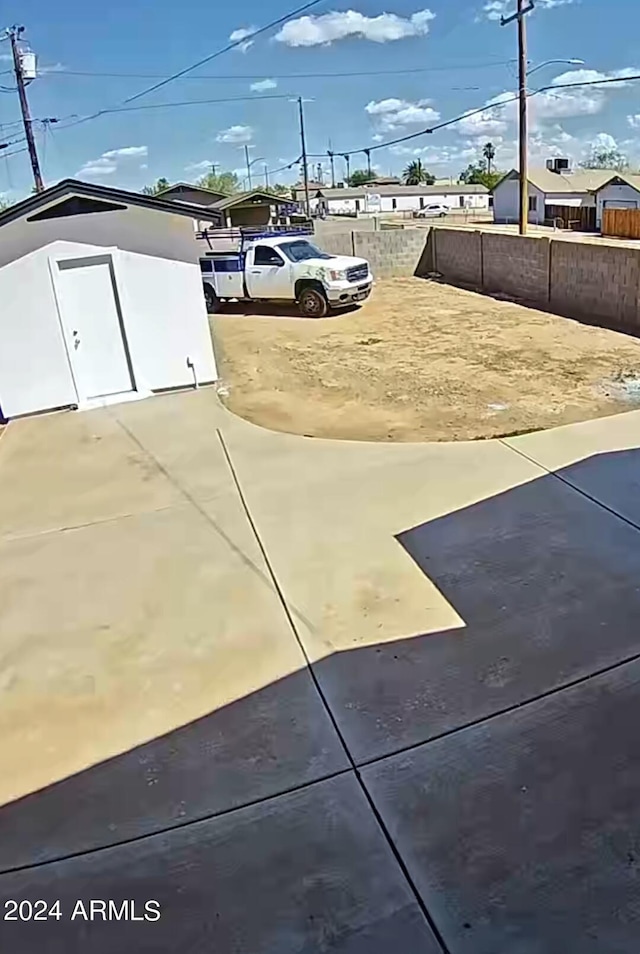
top-left (203, 283), bottom-right (221, 314)
top-left (298, 287), bottom-right (328, 318)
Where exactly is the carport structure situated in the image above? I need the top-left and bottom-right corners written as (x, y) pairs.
top-left (1, 390), bottom-right (640, 952)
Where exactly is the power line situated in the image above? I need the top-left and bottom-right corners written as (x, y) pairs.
top-left (56, 0), bottom-right (329, 131)
top-left (54, 92), bottom-right (297, 129)
top-left (306, 73), bottom-right (640, 159)
top-left (39, 59), bottom-right (516, 81)
top-left (124, 0), bottom-right (327, 105)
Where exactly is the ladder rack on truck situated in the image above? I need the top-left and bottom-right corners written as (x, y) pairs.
top-left (197, 224), bottom-right (313, 254)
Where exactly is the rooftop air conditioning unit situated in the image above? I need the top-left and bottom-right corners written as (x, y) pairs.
top-left (546, 157), bottom-right (571, 174)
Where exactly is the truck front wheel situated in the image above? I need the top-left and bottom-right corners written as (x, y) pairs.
top-left (298, 287), bottom-right (328, 318)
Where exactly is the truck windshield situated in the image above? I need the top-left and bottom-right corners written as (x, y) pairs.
top-left (279, 240), bottom-right (333, 262)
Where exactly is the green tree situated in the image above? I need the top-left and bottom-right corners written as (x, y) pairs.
top-left (458, 163), bottom-right (502, 190)
top-left (482, 141), bottom-right (496, 176)
top-left (402, 159), bottom-right (435, 186)
top-left (266, 183), bottom-right (292, 197)
top-left (196, 171), bottom-right (240, 194)
top-left (348, 168), bottom-right (376, 186)
top-left (0, 196), bottom-right (11, 211)
top-left (580, 148), bottom-right (628, 172)
top-left (141, 177), bottom-right (171, 196)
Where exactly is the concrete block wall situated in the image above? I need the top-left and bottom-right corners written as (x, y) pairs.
top-left (433, 229), bottom-right (482, 287)
top-left (315, 231), bottom-right (355, 258)
top-left (550, 241), bottom-right (640, 328)
top-left (482, 233), bottom-right (550, 307)
top-left (314, 217), bottom-right (376, 238)
top-left (354, 228), bottom-right (428, 279)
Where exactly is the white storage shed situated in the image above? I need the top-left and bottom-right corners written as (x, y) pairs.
top-left (0, 179), bottom-right (222, 420)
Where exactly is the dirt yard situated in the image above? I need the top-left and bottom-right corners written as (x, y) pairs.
top-left (211, 278), bottom-right (640, 442)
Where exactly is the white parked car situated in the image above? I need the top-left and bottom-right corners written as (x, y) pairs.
top-left (414, 203), bottom-right (449, 218)
top-left (200, 227), bottom-right (373, 318)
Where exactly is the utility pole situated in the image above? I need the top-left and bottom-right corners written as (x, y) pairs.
top-left (263, 163), bottom-right (269, 189)
top-left (364, 148), bottom-right (372, 178)
top-left (244, 145), bottom-right (252, 189)
top-left (328, 149), bottom-right (336, 188)
top-left (297, 96), bottom-right (310, 218)
top-left (6, 25), bottom-right (43, 192)
top-left (501, 0), bottom-right (533, 235)
top-left (343, 154), bottom-right (351, 184)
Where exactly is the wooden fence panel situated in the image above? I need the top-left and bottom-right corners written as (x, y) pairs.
top-left (603, 207), bottom-right (640, 239)
top-left (546, 205), bottom-right (596, 231)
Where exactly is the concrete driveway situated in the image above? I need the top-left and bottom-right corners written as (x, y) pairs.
top-left (1, 390), bottom-right (640, 952)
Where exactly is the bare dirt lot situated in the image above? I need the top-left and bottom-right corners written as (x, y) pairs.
top-left (212, 278), bottom-right (640, 442)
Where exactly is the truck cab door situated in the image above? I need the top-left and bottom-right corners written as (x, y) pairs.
top-left (246, 245), bottom-right (292, 300)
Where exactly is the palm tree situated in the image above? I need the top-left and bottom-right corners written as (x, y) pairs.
top-left (403, 159), bottom-right (428, 185)
top-left (482, 142), bottom-right (496, 176)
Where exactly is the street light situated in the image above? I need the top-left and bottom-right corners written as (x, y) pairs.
top-left (527, 57), bottom-right (584, 76)
top-left (244, 145), bottom-right (265, 189)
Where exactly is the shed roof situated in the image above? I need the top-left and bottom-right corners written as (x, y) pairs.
top-left (0, 178), bottom-right (224, 230)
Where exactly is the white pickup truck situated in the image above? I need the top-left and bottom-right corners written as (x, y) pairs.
top-left (200, 227), bottom-right (373, 318)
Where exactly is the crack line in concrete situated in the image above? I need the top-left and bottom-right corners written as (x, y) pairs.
top-left (0, 502), bottom-right (180, 546)
top-left (500, 436), bottom-right (640, 535)
top-left (110, 413), bottom-right (316, 635)
top-left (216, 428), bottom-right (452, 954)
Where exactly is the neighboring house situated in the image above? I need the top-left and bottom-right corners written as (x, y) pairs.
top-left (157, 182), bottom-right (227, 206)
top-left (492, 164), bottom-right (615, 228)
top-left (211, 190), bottom-right (299, 228)
top-left (593, 173), bottom-right (640, 229)
top-left (306, 183), bottom-right (489, 216)
top-left (161, 184), bottom-right (300, 230)
top-left (0, 179), bottom-right (219, 420)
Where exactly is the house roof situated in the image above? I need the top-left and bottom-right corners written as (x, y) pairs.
top-left (211, 189), bottom-right (294, 211)
top-left (0, 178), bottom-right (224, 230)
top-left (314, 183), bottom-right (488, 200)
top-left (595, 172), bottom-right (640, 193)
top-left (156, 182), bottom-right (228, 205)
top-left (496, 167), bottom-right (628, 195)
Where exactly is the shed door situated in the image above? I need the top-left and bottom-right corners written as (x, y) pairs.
top-left (55, 256), bottom-right (133, 402)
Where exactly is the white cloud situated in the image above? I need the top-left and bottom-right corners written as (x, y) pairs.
top-left (371, 133), bottom-right (385, 142)
top-left (366, 98), bottom-right (440, 131)
top-left (102, 145), bottom-right (148, 159)
top-left (456, 92), bottom-right (514, 137)
top-left (75, 145), bottom-right (148, 178)
top-left (483, 0), bottom-right (574, 20)
top-left (216, 124), bottom-right (253, 144)
top-left (185, 160), bottom-right (215, 174)
top-left (275, 8), bottom-right (435, 46)
top-left (229, 26), bottom-right (257, 53)
top-left (454, 66), bottom-right (638, 142)
top-left (250, 77), bottom-right (278, 92)
top-left (76, 157), bottom-right (117, 177)
top-left (629, 114), bottom-right (640, 129)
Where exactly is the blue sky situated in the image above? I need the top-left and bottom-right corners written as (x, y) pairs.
top-left (1, 0), bottom-right (638, 196)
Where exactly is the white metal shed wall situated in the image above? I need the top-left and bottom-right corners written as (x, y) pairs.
top-left (0, 205), bottom-right (200, 270)
top-left (0, 240), bottom-right (217, 419)
top-left (115, 250), bottom-right (217, 391)
top-left (0, 245), bottom-right (76, 417)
